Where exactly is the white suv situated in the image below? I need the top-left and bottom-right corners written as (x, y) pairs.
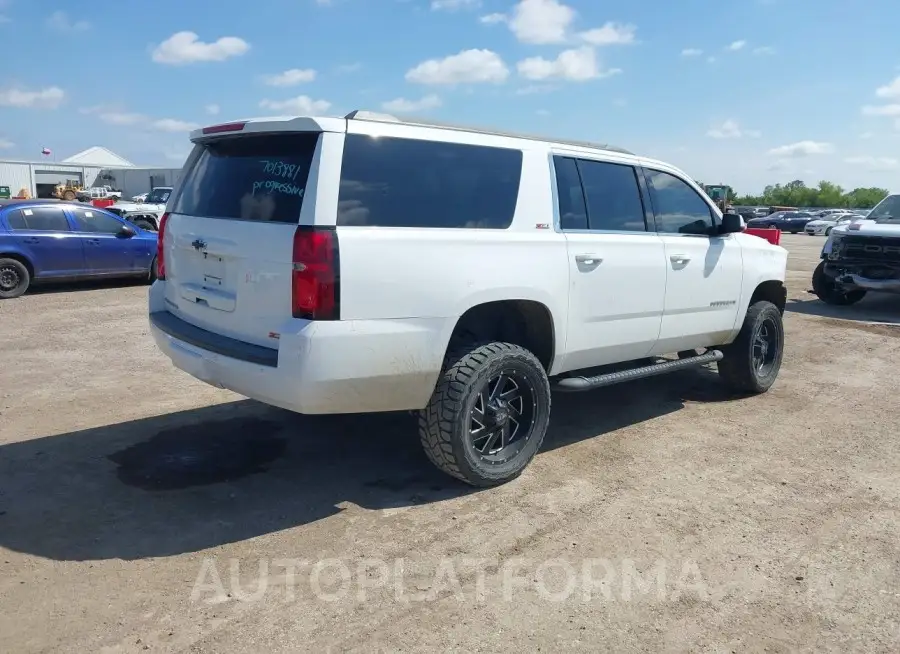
top-left (149, 110), bottom-right (788, 487)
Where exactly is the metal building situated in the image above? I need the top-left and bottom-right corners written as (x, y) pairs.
top-left (0, 146), bottom-right (184, 200)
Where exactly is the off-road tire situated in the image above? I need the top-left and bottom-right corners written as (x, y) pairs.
top-left (718, 301), bottom-right (784, 394)
top-left (418, 341), bottom-right (551, 487)
top-left (0, 258), bottom-right (31, 299)
top-left (133, 218), bottom-right (156, 231)
top-left (812, 261), bottom-right (866, 305)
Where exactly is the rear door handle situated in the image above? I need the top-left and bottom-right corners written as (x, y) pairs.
top-left (23, 237), bottom-right (40, 244)
top-left (670, 254), bottom-right (691, 265)
top-left (575, 254), bottom-right (602, 266)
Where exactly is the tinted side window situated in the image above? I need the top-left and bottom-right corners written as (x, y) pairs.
top-left (576, 159), bottom-right (647, 232)
top-left (172, 133), bottom-right (318, 223)
top-left (337, 134), bottom-right (522, 228)
top-left (6, 207), bottom-right (70, 232)
top-left (72, 209), bottom-right (125, 234)
top-left (552, 156), bottom-right (588, 230)
top-left (645, 169), bottom-right (714, 235)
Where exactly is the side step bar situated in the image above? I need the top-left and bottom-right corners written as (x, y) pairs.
top-left (554, 350), bottom-right (724, 392)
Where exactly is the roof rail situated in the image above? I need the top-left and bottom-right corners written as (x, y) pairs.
top-left (344, 108), bottom-right (634, 156)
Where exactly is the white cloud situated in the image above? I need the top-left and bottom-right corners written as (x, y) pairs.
top-left (99, 111), bottom-right (145, 126)
top-left (861, 104), bottom-right (900, 116)
top-left (47, 10), bottom-right (89, 32)
top-left (406, 49), bottom-right (509, 85)
top-left (727, 40), bottom-right (746, 51)
top-left (431, 0), bottom-right (480, 9)
top-left (875, 76), bottom-right (900, 99)
top-left (515, 84), bottom-right (556, 95)
top-left (508, 0), bottom-right (574, 44)
top-left (262, 68), bottom-right (317, 86)
top-left (707, 56), bottom-right (717, 63)
top-left (844, 156), bottom-right (898, 171)
top-left (92, 110), bottom-right (198, 132)
top-left (767, 141), bottom-right (834, 157)
top-left (859, 131), bottom-right (873, 139)
top-left (480, 12), bottom-right (506, 24)
top-left (152, 118), bottom-right (200, 132)
top-left (152, 31), bottom-right (250, 65)
top-left (517, 46), bottom-right (620, 82)
top-left (752, 46), bottom-right (775, 55)
top-left (681, 48), bottom-right (703, 57)
top-left (259, 95), bottom-right (331, 114)
top-left (381, 94), bottom-right (442, 113)
top-left (579, 22), bottom-right (636, 46)
top-left (0, 86), bottom-right (65, 109)
top-left (706, 119), bottom-right (760, 139)
top-left (206, 104), bottom-right (220, 115)
top-left (336, 62), bottom-right (361, 73)
top-left (0, 138), bottom-right (13, 149)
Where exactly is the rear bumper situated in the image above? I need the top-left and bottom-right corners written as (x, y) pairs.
top-left (148, 286), bottom-right (449, 414)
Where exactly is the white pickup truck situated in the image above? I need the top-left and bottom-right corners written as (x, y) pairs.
top-left (149, 110), bottom-right (788, 486)
top-left (104, 186), bottom-right (173, 231)
top-left (813, 193), bottom-right (900, 304)
top-left (76, 185), bottom-right (121, 202)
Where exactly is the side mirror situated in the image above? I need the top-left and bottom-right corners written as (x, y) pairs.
top-left (719, 213), bottom-right (744, 234)
top-left (119, 225), bottom-right (136, 238)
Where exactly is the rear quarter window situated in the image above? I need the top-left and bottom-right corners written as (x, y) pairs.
top-left (337, 134), bottom-right (523, 229)
top-left (172, 133), bottom-right (319, 223)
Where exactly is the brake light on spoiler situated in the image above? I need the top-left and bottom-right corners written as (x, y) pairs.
top-left (201, 122), bottom-right (247, 135)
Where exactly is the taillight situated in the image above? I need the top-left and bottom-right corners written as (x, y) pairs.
top-left (292, 227), bottom-right (339, 320)
top-left (157, 212), bottom-right (170, 280)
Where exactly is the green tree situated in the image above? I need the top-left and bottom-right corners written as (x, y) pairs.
top-left (732, 180), bottom-right (888, 209)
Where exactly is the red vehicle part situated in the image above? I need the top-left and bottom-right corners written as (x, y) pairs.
top-left (743, 227), bottom-right (781, 246)
top-left (91, 198), bottom-right (115, 208)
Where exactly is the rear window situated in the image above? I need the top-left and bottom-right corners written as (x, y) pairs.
top-left (337, 134), bottom-right (523, 229)
top-left (172, 133), bottom-right (319, 223)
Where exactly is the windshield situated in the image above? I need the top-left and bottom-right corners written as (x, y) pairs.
top-left (866, 194), bottom-right (900, 223)
top-left (146, 188), bottom-right (172, 204)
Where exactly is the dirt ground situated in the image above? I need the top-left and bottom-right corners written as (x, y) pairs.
top-left (1, 234), bottom-right (899, 653)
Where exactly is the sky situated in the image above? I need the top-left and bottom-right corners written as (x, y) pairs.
top-left (0, 0), bottom-right (898, 194)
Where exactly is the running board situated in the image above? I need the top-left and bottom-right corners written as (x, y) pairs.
top-left (554, 350), bottom-right (724, 392)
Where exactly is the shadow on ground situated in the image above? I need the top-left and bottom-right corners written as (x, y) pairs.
top-left (0, 366), bottom-right (739, 562)
top-left (786, 292), bottom-right (900, 326)
top-left (26, 276), bottom-right (148, 296)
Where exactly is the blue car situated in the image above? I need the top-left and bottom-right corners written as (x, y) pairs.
top-left (0, 199), bottom-right (159, 299)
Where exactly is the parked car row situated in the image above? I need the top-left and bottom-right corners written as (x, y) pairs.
top-left (744, 209), bottom-right (867, 235)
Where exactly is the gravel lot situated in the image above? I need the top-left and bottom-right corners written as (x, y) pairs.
top-left (1, 234), bottom-right (899, 653)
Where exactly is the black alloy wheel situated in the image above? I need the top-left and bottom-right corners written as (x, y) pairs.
top-left (468, 369), bottom-right (537, 465)
top-left (751, 315), bottom-right (780, 378)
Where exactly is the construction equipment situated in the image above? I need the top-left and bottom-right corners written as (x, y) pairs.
top-left (702, 184), bottom-right (732, 213)
top-left (52, 179), bottom-right (83, 201)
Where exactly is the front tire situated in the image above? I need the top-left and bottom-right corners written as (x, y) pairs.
top-left (718, 301), bottom-right (784, 394)
top-left (133, 218), bottom-right (156, 231)
top-left (418, 342), bottom-right (551, 487)
top-left (148, 257), bottom-right (158, 283)
top-left (0, 258), bottom-right (31, 299)
top-left (812, 261), bottom-right (866, 305)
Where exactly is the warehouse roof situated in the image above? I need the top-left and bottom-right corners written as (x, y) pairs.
top-left (61, 146), bottom-right (135, 168)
